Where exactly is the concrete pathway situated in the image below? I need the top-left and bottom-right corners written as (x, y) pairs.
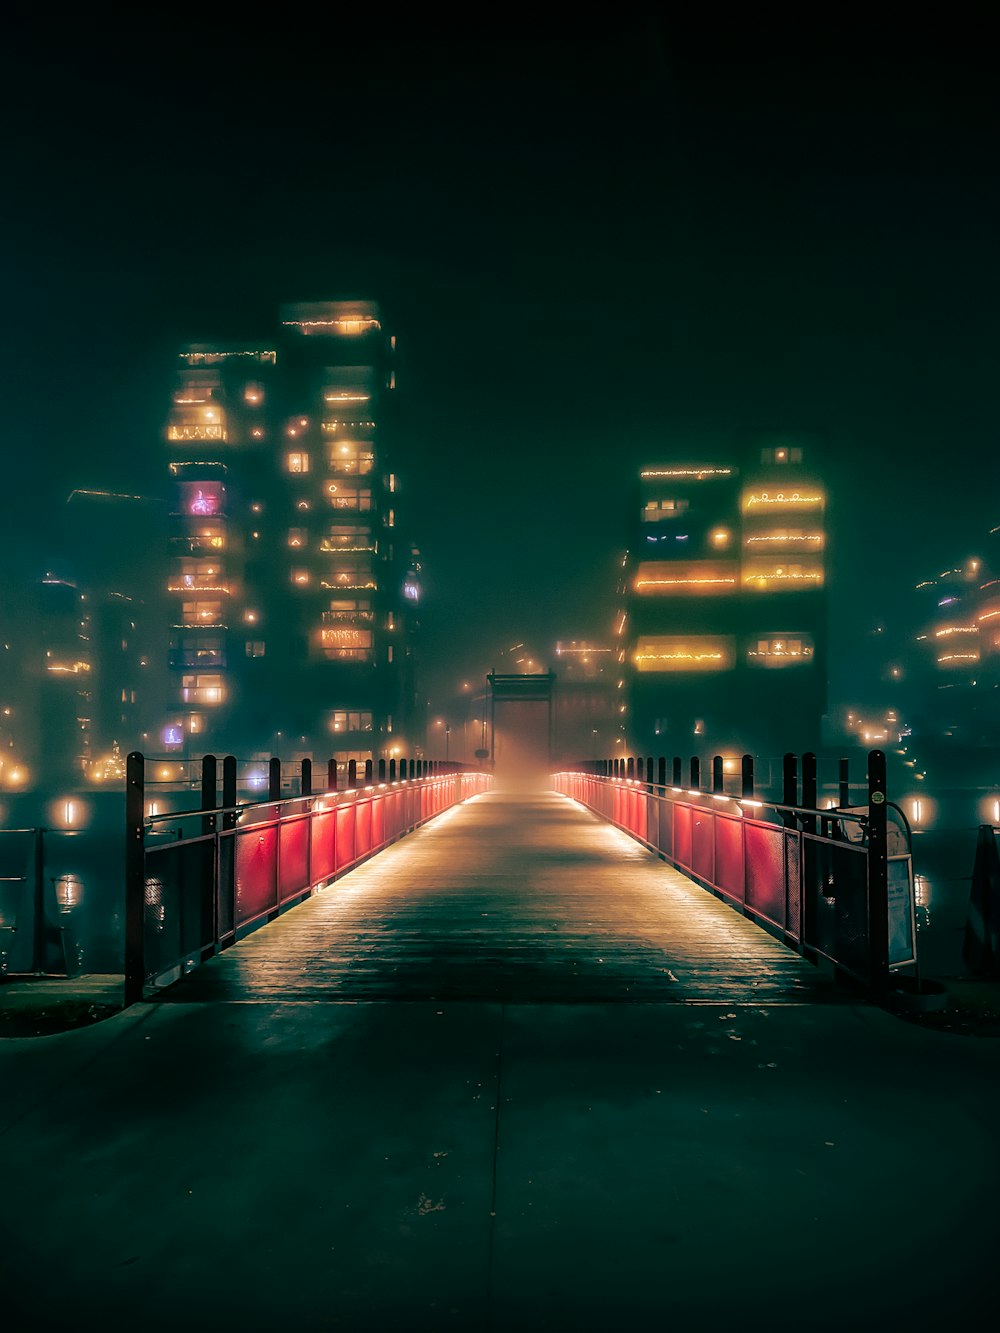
top-left (1, 791), bottom-right (998, 1331)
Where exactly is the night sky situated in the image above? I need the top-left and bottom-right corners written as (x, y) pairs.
top-left (5, 19), bottom-right (998, 712)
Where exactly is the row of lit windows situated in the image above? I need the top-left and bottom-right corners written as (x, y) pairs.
top-left (634, 560), bottom-right (824, 593)
top-left (633, 635), bottom-right (815, 672)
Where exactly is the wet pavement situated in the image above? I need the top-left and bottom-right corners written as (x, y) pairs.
top-left (2, 791), bottom-right (999, 1331)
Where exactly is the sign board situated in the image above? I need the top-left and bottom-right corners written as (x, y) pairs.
top-left (888, 856), bottom-right (917, 968)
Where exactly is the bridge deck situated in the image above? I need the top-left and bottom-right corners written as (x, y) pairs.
top-left (164, 789), bottom-right (843, 1005)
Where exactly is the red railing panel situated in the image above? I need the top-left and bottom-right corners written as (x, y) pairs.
top-left (278, 813), bottom-right (310, 903)
top-left (310, 809), bottom-right (336, 883)
top-left (355, 798), bottom-right (372, 858)
top-left (235, 822), bottom-right (278, 926)
top-left (744, 820), bottom-right (788, 928)
top-left (714, 813), bottom-right (745, 904)
top-left (336, 804), bottom-right (356, 871)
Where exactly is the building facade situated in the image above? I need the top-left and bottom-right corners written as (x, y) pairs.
top-left (618, 439), bottom-right (827, 757)
top-left (162, 299), bottom-right (421, 767)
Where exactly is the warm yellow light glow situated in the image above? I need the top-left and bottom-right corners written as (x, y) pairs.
top-left (634, 561), bottom-right (738, 594)
top-left (634, 635), bottom-right (736, 672)
top-left (742, 490), bottom-right (824, 512)
top-left (744, 530), bottom-right (824, 547)
top-left (742, 561), bottom-right (824, 589)
top-left (934, 626), bottom-right (978, 636)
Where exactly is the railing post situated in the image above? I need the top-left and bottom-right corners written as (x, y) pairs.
top-left (712, 754), bottom-right (723, 794)
top-left (741, 754), bottom-right (754, 800)
top-left (221, 755), bottom-right (237, 947)
top-left (627, 757), bottom-right (635, 780)
top-left (838, 757), bottom-right (850, 808)
top-left (389, 759), bottom-right (396, 783)
top-left (646, 756), bottom-right (654, 787)
top-left (866, 748), bottom-right (890, 994)
top-left (200, 754), bottom-right (217, 960)
top-left (124, 751), bottom-right (145, 1007)
top-left (657, 756), bottom-right (666, 788)
top-left (365, 759), bottom-right (374, 786)
top-left (801, 751), bottom-right (817, 834)
top-left (378, 758), bottom-right (386, 783)
top-left (782, 752), bottom-right (798, 808)
top-left (327, 758), bottom-right (338, 791)
top-left (269, 756), bottom-right (281, 802)
top-left (301, 757), bottom-right (312, 797)
top-left (348, 760), bottom-right (358, 788)
top-left (689, 756), bottom-right (700, 791)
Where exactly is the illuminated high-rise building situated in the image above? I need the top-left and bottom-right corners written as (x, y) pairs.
top-left (618, 440), bottom-right (827, 755)
top-left (161, 299), bottom-right (421, 767)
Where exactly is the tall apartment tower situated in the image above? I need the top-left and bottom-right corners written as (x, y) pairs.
top-left (619, 439), bottom-right (827, 756)
top-left (163, 299), bottom-right (420, 767)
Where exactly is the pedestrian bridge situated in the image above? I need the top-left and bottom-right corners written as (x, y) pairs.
top-left (130, 756), bottom-right (893, 1008)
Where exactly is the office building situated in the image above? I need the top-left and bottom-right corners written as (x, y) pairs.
top-left (161, 299), bottom-right (421, 767)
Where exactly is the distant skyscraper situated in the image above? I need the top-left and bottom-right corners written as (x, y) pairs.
top-left (618, 439), bottom-right (827, 755)
top-left (161, 299), bottom-right (421, 766)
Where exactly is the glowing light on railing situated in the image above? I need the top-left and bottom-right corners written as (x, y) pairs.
top-left (935, 626), bottom-right (978, 636)
top-left (937, 652), bottom-right (979, 663)
top-left (740, 799), bottom-right (763, 808)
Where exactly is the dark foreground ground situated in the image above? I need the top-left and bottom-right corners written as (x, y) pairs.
top-left (2, 792), bottom-right (999, 1332)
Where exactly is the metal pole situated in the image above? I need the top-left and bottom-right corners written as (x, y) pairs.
top-left (782, 752), bottom-right (798, 808)
top-left (124, 751), bottom-right (145, 1007)
top-left (866, 749), bottom-right (890, 994)
top-left (838, 757), bottom-right (850, 808)
top-left (200, 754), bottom-right (217, 961)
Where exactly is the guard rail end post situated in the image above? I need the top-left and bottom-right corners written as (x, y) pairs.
top-left (124, 750), bottom-right (145, 1007)
top-left (802, 751), bottom-right (817, 832)
top-left (866, 748), bottom-right (890, 995)
top-left (782, 752), bottom-right (798, 828)
top-left (200, 754), bottom-right (218, 960)
top-left (221, 756), bottom-right (238, 947)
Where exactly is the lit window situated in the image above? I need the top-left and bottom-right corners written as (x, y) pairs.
top-left (288, 528), bottom-right (308, 548)
top-left (245, 641), bottom-right (266, 658)
top-left (746, 635), bottom-right (815, 667)
top-left (180, 673), bottom-right (225, 704)
top-left (287, 452), bottom-right (310, 473)
top-left (329, 710), bottom-right (374, 732)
